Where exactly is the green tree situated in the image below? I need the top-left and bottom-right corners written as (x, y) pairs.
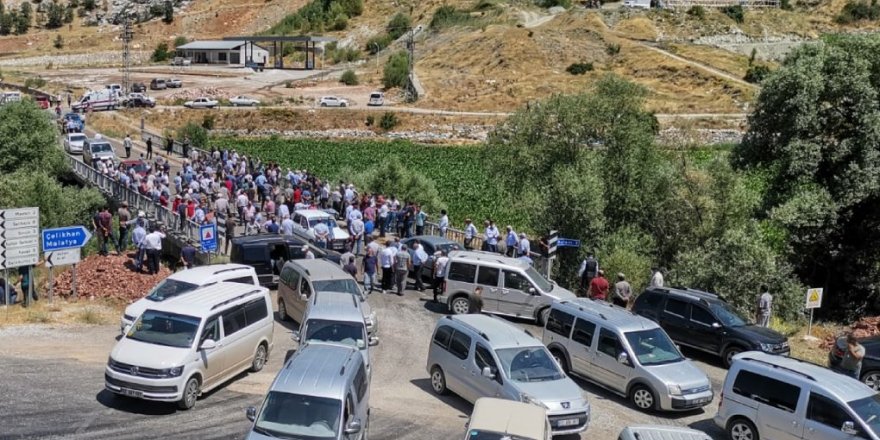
top-left (82, 0), bottom-right (96, 11)
top-left (340, 69), bottom-right (358, 85)
top-left (0, 170), bottom-right (105, 230)
top-left (387, 12), bottom-right (411, 40)
top-left (177, 122), bottom-right (207, 148)
top-left (162, 0), bottom-right (173, 24)
top-left (15, 2), bottom-right (32, 34)
top-left (46, 1), bottom-right (64, 28)
top-left (0, 101), bottom-right (66, 174)
top-left (348, 158), bottom-right (444, 213)
top-left (151, 41), bottom-right (170, 62)
top-left (63, 4), bottom-right (74, 22)
top-left (53, 33), bottom-right (63, 48)
top-left (383, 51), bottom-right (409, 89)
top-left (173, 35), bottom-right (188, 48)
top-left (734, 34), bottom-right (880, 317)
top-left (0, 12), bottom-right (13, 35)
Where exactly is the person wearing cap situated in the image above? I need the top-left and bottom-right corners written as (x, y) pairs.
top-left (613, 273), bottom-right (632, 308)
top-left (589, 270), bottom-right (610, 302)
top-left (463, 219), bottom-right (477, 250)
top-left (117, 202), bottom-right (131, 254)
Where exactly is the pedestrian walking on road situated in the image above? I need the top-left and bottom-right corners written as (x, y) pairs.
top-left (484, 220), bottom-right (499, 253)
top-left (132, 217), bottom-right (147, 272)
top-left (394, 244), bottom-right (411, 296)
top-left (412, 242), bottom-right (428, 292)
top-left (438, 210), bottom-right (449, 238)
top-left (124, 134), bottom-right (133, 158)
top-left (469, 287), bottom-right (483, 314)
top-left (182, 137), bottom-right (190, 159)
top-left (380, 245), bottom-right (394, 293)
top-left (224, 214), bottom-right (236, 255)
top-left (95, 207), bottom-right (113, 256)
top-left (613, 273), bottom-right (632, 308)
top-left (145, 136), bottom-right (153, 159)
top-left (505, 226), bottom-right (517, 257)
top-left (757, 285), bottom-right (773, 327)
top-left (578, 254), bottom-right (599, 297)
top-left (166, 136), bottom-right (173, 155)
top-left (343, 256), bottom-right (358, 279)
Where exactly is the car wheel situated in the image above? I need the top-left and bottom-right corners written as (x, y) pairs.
top-left (537, 307), bottom-right (551, 326)
top-left (430, 366), bottom-right (448, 395)
top-left (321, 103), bottom-right (327, 107)
top-left (278, 299), bottom-right (289, 321)
top-left (250, 343), bottom-right (268, 372)
top-left (341, 102), bottom-right (347, 107)
top-left (630, 385), bottom-right (656, 411)
top-left (551, 349), bottom-right (569, 374)
top-left (728, 417), bottom-right (759, 440)
top-left (862, 370), bottom-right (880, 391)
top-left (177, 376), bottom-right (200, 410)
top-left (723, 345), bottom-right (745, 368)
top-left (451, 296), bottom-right (470, 315)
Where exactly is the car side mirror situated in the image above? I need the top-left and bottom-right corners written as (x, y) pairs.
top-left (344, 419), bottom-right (362, 435)
top-left (246, 406), bottom-right (256, 422)
top-left (711, 322), bottom-right (722, 329)
top-left (123, 324), bottom-right (132, 335)
top-left (528, 287), bottom-right (538, 295)
top-left (200, 339), bottom-right (217, 350)
top-left (291, 331), bottom-right (301, 342)
top-left (842, 421), bottom-right (858, 435)
top-left (617, 352), bottom-right (630, 365)
top-left (481, 366), bottom-right (495, 379)
top-left (369, 336), bottom-right (380, 347)
top-left (300, 293), bottom-right (308, 301)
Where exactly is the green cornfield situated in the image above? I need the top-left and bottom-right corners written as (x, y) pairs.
top-left (214, 138), bottom-right (526, 227)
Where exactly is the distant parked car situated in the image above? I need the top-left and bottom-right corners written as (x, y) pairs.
top-left (184, 97), bottom-right (218, 109)
top-left (119, 159), bottom-right (150, 177)
top-left (319, 96), bottom-right (348, 107)
top-left (229, 95), bottom-right (260, 107)
top-left (60, 112), bottom-right (85, 133)
top-left (63, 132), bottom-right (86, 154)
top-left (149, 79), bottom-right (167, 90)
top-left (123, 93), bottom-right (156, 108)
top-left (167, 78), bottom-right (182, 88)
top-left (400, 235), bottom-right (461, 280)
top-left (131, 82), bottom-right (146, 93)
top-left (368, 92), bottom-right (384, 106)
top-left (106, 84), bottom-right (123, 95)
top-left (170, 57), bottom-right (191, 66)
top-left (829, 335), bottom-right (880, 390)
top-left (35, 95), bottom-right (51, 109)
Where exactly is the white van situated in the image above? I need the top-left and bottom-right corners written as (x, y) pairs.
top-left (72, 89), bottom-right (119, 112)
top-left (465, 397), bottom-right (552, 440)
top-left (121, 264), bottom-right (259, 332)
top-left (106, 282), bottom-right (274, 409)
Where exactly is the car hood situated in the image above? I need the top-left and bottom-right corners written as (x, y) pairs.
top-left (733, 324), bottom-right (787, 344)
top-left (544, 285), bottom-right (577, 301)
top-left (68, 139), bottom-right (85, 146)
top-left (515, 378), bottom-right (588, 411)
top-left (123, 299), bottom-right (152, 320)
top-left (111, 338), bottom-right (189, 369)
top-left (644, 360), bottom-right (710, 390)
top-left (332, 227), bottom-right (350, 240)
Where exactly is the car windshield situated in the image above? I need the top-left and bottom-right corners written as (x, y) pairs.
top-left (708, 302), bottom-right (748, 327)
top-left (850, 394), bottom-right (880, 436)
top-left (70, 135), bottom-right (86, 142)
top-left (305, 319), bottom-right (366, 349)
top-left (625, 328), bottom-right (683, 366)
top-left (313, 280), bottom-right (361, 297)
top-left (496, 347), bottom-right (563, 383)
top-left (309, 218), bottom-right (337, 229)
top-left (254, 391), bottom-right (342, 440)
top-left (91, 142), bottom-right (113, 153)
top-left (524, 266), bottom-right (553, 292)
top-left (146, 278), bottom-right (200, 301)
top-left (466, 431), bottom-right (536, 440)
top-left (438, 243), bottom-right (461, 253)
top-left (127, 310), bottom-right (200, 348)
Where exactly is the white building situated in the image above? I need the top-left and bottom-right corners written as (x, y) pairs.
top-left (175, 40), bottom-right (270, 66)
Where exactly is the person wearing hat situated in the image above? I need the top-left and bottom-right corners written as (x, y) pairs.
top-left (613, 273), bottom-right (632, 308)
top-left (589, 270), bottom-right (610, 302)
top-left (117, 201), bottom-right (131, 254)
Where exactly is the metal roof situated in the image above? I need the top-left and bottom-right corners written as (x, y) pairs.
top-left (176, 40), bottom-right (250, 50)
top-left (224, 35), bottom-right (337, 43)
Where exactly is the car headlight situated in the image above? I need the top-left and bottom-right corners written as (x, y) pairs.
top-left (759, 342), bottom-right (773, 352)
top-left (164, 366), bottom-right (183, 377)
top-left (668, 384), bottom-right (683, 396)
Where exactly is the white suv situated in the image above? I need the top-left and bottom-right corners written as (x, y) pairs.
top-left (319, 96), bottom-right (348, 107)
top-left (121, 264), bottom-right (259, 332)
top-left (292, 209), bottom-right (350, 251)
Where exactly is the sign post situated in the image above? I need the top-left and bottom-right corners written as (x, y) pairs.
top-left (546, 230), bottom-right (558, 278)
top-left (805, 287), bottom-right (824, 337)
top-left (42, 226), bottom-right (92, 299)
top-left (0, 207), bottom-right (40, 309)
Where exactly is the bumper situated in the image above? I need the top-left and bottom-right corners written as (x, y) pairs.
top-left (667, 390), bottom-right (715, 411)
top-left (547, 409), bottom-right (590, 435)
top-left (104, 368), bottom-right (183, 402)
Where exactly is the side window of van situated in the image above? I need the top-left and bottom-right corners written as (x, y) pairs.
top-left (732, 370), bottom-right (801, 413)
top-left (572, 318), bottom-right (596, 347)
top-left (475, 344), bottom-right (502, 384)
top-left (808, 393), bottom-right (862, 434)
top-left (691, 306), bottom-right (715, 326)
top-left (448, 330), bottom-right (472, 360)
top-left (433, 325), bottom-right (454, 349)
top-left (354, 362), bottom-right (368, 402)
top-left (222, 306), bottom-right (247, 336)
top-left (279, 266), bottom-right (294, 284)
top-left (201, 316), bottom-right (221, 343)
top-left (664, 298), bottom-right (689, 317)
top-left (546, 309), bottom-right (574, 337)
top-left (597, 329), bottom-right (623, 358)
top-left (301, 279), bottom-right (312, 298)
top-left (448, 262), bottom-right (476, 283)
top-left (244, 298), bottom-right (269, 324)
top-left (477, 267), bottom-right (500, 287)
top-left (503, 271), bottom-right (531, 292)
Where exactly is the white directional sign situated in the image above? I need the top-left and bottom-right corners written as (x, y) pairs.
top-left (45, 248), bottom-right (81, 268)
top-left (0, 207), bottom-right (40, 269)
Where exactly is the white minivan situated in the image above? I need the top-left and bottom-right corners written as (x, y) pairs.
top-left (106, 282), bottom-right (274, 409)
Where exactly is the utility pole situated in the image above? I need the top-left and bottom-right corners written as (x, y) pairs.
top-left (121, 17), bottom-right (133, 93)
top-left (406, 28), bottom-right (414, 102)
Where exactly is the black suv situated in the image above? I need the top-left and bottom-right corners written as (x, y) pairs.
top-left (230, 234), bottom-right (342, 287)
top-left (632, 287), bottom-right (789, 367)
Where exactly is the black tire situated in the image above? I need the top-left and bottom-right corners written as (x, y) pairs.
top-left (450, 296), bottom-right (470, 315)
top-left (177, 376), bottom-right (200, 410)
top-left (862, 370), bottom-right (880, 391)
top-left (727, 417), bottom-right (759, 440)
top-left (551, 349), bottom-right (569, 374)
top-left (430, 366), bottom-right (448, 395)
top-left (321, 103), bottom-right (328, 107)
top-left (277, 299), bottom-right (289, 321)
top-left (537, 307), bottom-right (551, 326)
top-left (250, 343), bottom-right (268, 372)
top-left (630, 384), bottom-right (657, 411)
top-left (723, 345), bottom-right (745, 368)
top-left (341, 102), bottom-right (347, 107)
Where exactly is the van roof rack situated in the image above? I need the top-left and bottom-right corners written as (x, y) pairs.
top-left (209, 289), bottom-right (262, 310)
top-left (741, 356), bottom-right (816, 382)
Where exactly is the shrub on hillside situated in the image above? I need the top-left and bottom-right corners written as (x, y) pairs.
top-left (686, 5), bottom-right (706, 18)
top-left (605, 43), bottom-right (621, 56)
top-left (430, 5), bottom-right (473, 29)
top-left (837, 0), bottom-right (880, 23)
top-left (566, 62), bottom-right (593, 75)
top-left (537, 0), bottom-right (572, 7)
top-left (340, 69), bottom-right (359, 85)
top-left (383, 51), bottom-right (409, 89)
top-left (173, 36), bottom-right (189, 48)
top-left (744, 64), bottom-right (771, 83)
top-left (365, 33), bottom-right (393, 54)
top-left (151, 42), bottom-right (170, 62)
top-left (387, 12), bottom-right (411, 40)
top-left (722, 5), bottom-right (744, 23)
top-left (379, 112), bottom-right (399, 130)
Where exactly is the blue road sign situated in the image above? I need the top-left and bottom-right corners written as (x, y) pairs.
top-left (42, 226), bottom-right (92, 251)
top-left (200, 223), bottom-right (218, 252)
top-left (557, 238), bottom-right (581, 248)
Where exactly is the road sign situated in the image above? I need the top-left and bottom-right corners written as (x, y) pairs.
top-left (42, 226), bottom-right (92, 251)
top-left (0, 207), bottom-right (39, 270)
top-left (45, 248), bottom-right (81, 268)
top-left (805, 287), bottom-right (824, 309)
top-left (200, 223), bottom-right (217, 252)
top-left (547, 230), bottom-right (558, 258)
top-left (557, 238), bottom-right (581, 248)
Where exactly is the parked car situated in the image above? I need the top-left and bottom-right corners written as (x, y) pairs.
top-left (543, 299), bottom-right (713, 412)
top-left (106, 282), bottom-right (274, 410)
top-left (82, 135), bottom-right (116, 165)
top-left (120, 264), bottom-right (259, 332)
top-left (131, 82), bottom-right (146, 93)
top-left (244, 343), bottom-right (369, 440)
top-left (119, 159), bottom-right (150, 177)
top-left (149, 79), bottom-right (167, 90)
top-left (618, 425), bottom-right (711, 440)
top-left (35, 95), bottom-right (51, 109)
top-left (106, 84), bottom-right (123, 95)
top-left (292, 209), bottom-right (349, 251)
top-left (465, 397), bottom-right (552, 440)
top-left (427, 314), bottom-right (591, 436)
top-left (830, 335), bottom-right (880, 390)
top-left (123, 93), bottom-right (156, 108)
top-left (230, 95), bottom-right (261, 107)
top-left (715, 351), bottom-right (880, 440)
top-left (229, 234), bottom-right (342, 287)
top-left (367, 92), bottom-right (384, 106)
top-left (400, 235), bottom-right (461, 279)
top-left (319, 96), bottom-right (349, 107)
top-left (184, 97), bottom-right (218, 109)
top-left (167, 78), bottom-right (182, 88)
top-left (63, 132), bottom-right (86, 154)
top-left (277, 259), bottom-right (376, 336)
top-left (171, 57), bottom-right (191, 66)
top-left (631, 287), bottom-right (789, 367)
top-left (438, 250), bottom-right (575, 322)
top-left (60, 112), bottom-right (85, 133)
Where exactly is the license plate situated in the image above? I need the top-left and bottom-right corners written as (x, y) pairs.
top-left (557, 418), bottom-right (579, 427)
top-left (122, 388), bottom-right (143, 398)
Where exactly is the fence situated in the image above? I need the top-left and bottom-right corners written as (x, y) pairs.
top-left (662, 0), bottom-right (778, 7)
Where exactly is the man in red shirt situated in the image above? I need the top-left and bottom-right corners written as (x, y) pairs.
top-left (589, 270), bottom-right (610, 302)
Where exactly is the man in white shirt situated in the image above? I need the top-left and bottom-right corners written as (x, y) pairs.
top-left (143, 227), bottom-right (166, 275)
top-left (380, 246), bottom-right (395, 293)
top-left (303, 246), bottom-right (315, 260)
top-left (313, 221), bottom-right (331, 248)
top-left (438, 210), bottom-right (449, 238)
top-left (518, 233), bottom-right (531, 257)
top-left (432, 251), bottom-right (450, 302)
top-left (281, 214), bottom-right (295, 236)
top-left (350, 217), bottom-right (365, 255)
top-left (484, 220), bottom-right (500, 253)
